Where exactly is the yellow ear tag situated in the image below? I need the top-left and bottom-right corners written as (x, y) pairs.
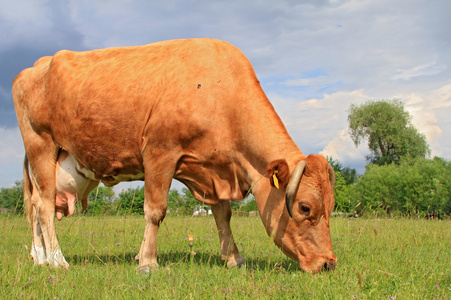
top-left (273, 170), bottom-right (279, 189)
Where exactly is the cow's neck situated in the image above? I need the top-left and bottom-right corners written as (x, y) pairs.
top-left (235, 98), bottom-right (305, 235)
top-left (237, 97), bottom-right (305, 183)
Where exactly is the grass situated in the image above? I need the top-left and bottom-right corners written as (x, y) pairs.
top-left (0, 214), bottom-right (449, 299)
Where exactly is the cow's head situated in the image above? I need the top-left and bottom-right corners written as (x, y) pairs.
top-left (266, 154), bottom-right (337, 273)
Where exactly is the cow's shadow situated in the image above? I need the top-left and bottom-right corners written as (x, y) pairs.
top-left (66, 251), bottom-right (297, 272)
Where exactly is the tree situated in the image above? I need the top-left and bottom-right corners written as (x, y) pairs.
top-left (167, 189), bottom-right (194, 215)
top-left (341, 167), bottom-right (358, 185)
top-left (348, 99), bottom-right (430, 165)
top-left (327, 157), bottom-right (354, 212)
top-left (117, 186), bottom-right (145, 214)
top-left (116, 186), bottom-right (201, 216)
top-left (87, 185), bottom-right (116, 215)
top-left (0, 180), bottom-right (24, 214)
top-left (179, 188), bottom-right (202, 215)
top-left (230, 194), bottom-right (257, 212)
top-left (327, 157), bottom-right (358, 186)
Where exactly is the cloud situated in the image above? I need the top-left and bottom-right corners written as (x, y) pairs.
top-left (398, 83), bottom-right (451, 158)
top-left (271, 82), bottom-right (451, 173)
top-left (266, 89), bottom-right (368, 162)
top-left (1, 0), bottom-right (451, 187)
top-left (391, 61), bottom-right (447, 81)
top-left (320, 129), bottom-right (369, 172)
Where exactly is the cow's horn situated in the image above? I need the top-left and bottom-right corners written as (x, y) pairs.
top-left (285, 160), bottom-right (307, 218)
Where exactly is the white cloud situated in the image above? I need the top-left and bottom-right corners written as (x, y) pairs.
top-left (271, 82), bottom-right (451, 172)
top-left (1, 0), bottom-right (451, 186)
top-left (320, 129), bottom-right (369, 172)
top-left (282, 76), bottom-right (332, 87)
top-left (398, 83), bottom-right (451, 159)
top-left (391, 61), bottom-right (447, 81)
top-left (266, 89), bottom-right (368, 163)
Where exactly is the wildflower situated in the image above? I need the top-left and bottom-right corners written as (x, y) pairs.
top-left (84, 259), bottom-right (88, 263)
top-left (188, 234), bottom-right (194, 248)
top-left (309, 291), bottom-right (313, 295)
top-left (115, 242), bottom-right (121, 246)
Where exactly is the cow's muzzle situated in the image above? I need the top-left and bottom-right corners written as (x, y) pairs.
top-left (323, 261), bottom-right (337, 271)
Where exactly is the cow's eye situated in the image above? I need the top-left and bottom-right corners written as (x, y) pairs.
top-left (299, 203), bottom-right (311, 215)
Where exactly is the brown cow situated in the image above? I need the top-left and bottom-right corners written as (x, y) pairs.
top-left (13, 38), bottom-right (337, 273)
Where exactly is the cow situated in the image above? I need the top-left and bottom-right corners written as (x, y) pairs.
top-left (13, 38), bottom-right (337, 273)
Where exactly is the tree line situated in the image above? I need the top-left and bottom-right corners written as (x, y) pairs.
top-left (1, 99), bottom-right (449, 218)
top-left (0, 182), bottom-right (257, 216)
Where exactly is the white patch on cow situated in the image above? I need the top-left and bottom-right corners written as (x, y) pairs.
top-left (57, 152), bottom-right (93, 195)
top-left (30, 245), bottom-right (46, 265)
top-left (47, 249), bottom-right (69, 269)
top-left (75, 164), bottom-right (98, 182)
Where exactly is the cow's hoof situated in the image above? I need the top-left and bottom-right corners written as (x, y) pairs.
top-left (30, 246), bottom-right (47, 266)
top-left (138, 262), bottom-right (159, 274)
top-left (47, 249), bottom-right (70, 269)
top-left (139, 266), bottom-right (151, 274)
top-left (226, 255), bottom-right (246, 268)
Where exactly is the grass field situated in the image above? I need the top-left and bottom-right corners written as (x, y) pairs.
top-left (0, 214), bottom-right (449, 299)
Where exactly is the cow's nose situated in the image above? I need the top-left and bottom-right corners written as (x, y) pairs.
top-left (323, 258), bottom-right (337, 271)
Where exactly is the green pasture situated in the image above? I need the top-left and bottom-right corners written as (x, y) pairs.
top-left (0, 215), bottom-right (449, 299)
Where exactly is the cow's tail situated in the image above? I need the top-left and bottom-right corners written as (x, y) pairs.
top-left (23, 154), bottom-right (33, 224)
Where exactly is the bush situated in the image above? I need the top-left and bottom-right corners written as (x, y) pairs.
top-left (350, 157), bottom-right (451, 217)
top-left (333, 171), bottom-right (353, 213)
top-left (116, 186), bottom-right (145, 215)
top-left (0, 180), bottom-right (23, 214)
top-left (231, 194), bottom-right (257, 212)
top-left (86, 186), bottom-right (117, 215)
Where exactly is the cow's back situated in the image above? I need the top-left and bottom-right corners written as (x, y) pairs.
top-left (16, 39), bottom-right (269, 181)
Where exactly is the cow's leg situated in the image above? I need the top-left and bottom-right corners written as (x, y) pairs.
top-left (211, 201), bottom-right (246, 268)
top-left (26, 141), bottom-right (68, 268)
top-left (24, 156), bottom-right (46, 264)
top-left (29, 203), bottom-right (46, 264)
top-left (137, 169), bottom-right (172, 273)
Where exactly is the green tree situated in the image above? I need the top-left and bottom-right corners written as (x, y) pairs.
top-left (327, 157), bottom-right (358, 186)
top-left (87, 185), bottom-right (116, 215)
top-left (230, 194), bottom-right (257, 212)
top-left (167, 189), bottom-right (195, 215)
top-left (333, 171), bottom-right (352, 213)
top-left (327, 157), bottom-right (343, 173)
top-left (0, 180), bottom-right (24, 214)
top-left (348, 99), bottom-right (430, 165)
top-left (341, 167), bottom-right (358, 185)
top-left (179, 188), bottom-right (202, 215)
top-left (241, 195), bottom-right (258, 212)
top-left (117, 186), bottom-right (145, 214)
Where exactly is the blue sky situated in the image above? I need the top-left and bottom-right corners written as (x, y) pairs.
top-left (1, 0), bottom-right (450, 190)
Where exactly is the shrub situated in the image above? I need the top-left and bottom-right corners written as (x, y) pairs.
top-left (350, 157), bottom-right (451, 217)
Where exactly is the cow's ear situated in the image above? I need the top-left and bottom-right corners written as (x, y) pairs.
top-left (266, 159), bottom-right (290, 189)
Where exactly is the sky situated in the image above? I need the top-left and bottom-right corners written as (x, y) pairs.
top-left (0, 0), bottom-right (450, 191)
